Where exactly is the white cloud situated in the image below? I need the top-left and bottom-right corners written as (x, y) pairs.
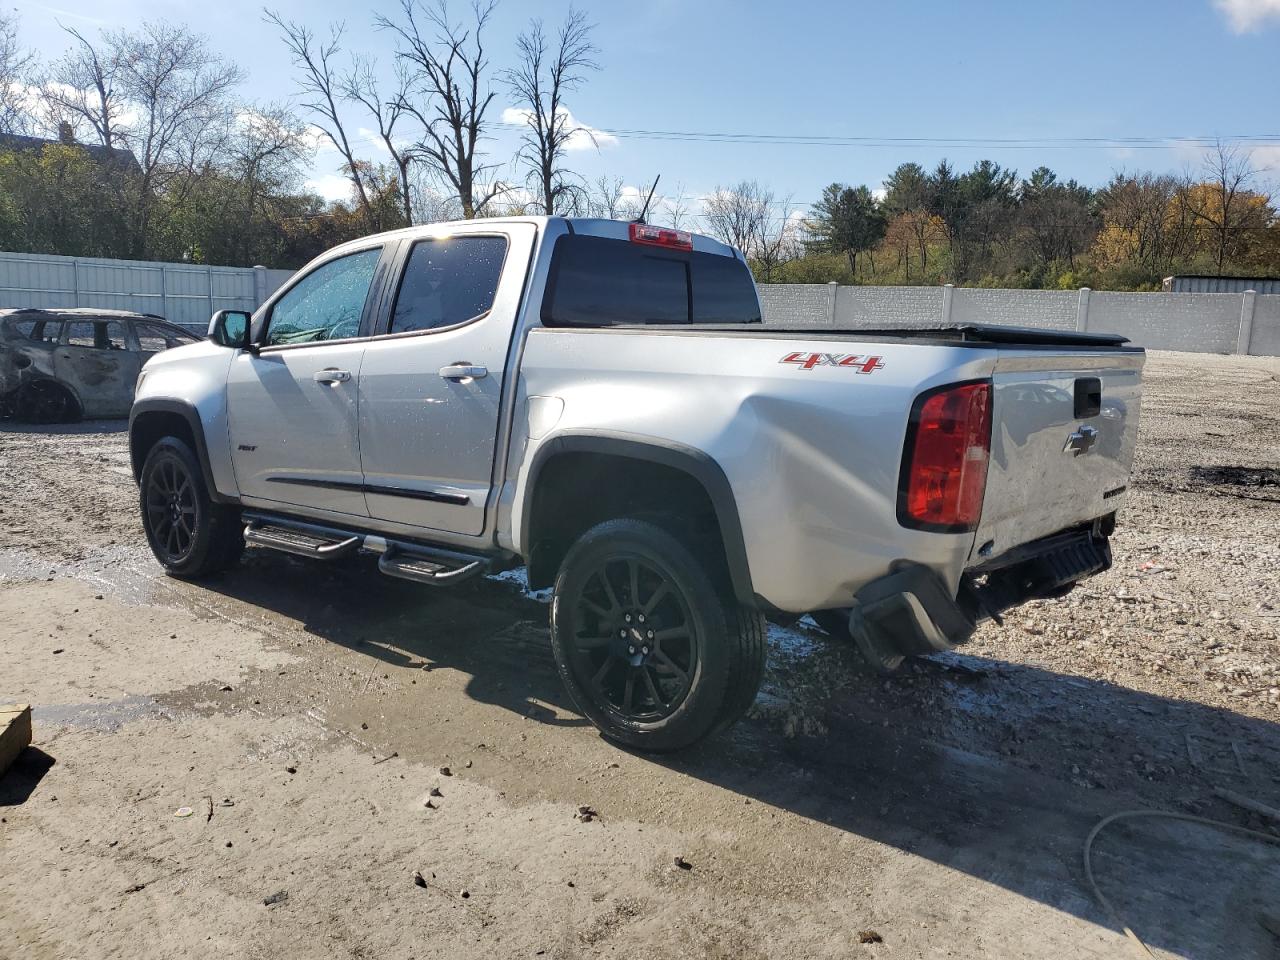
top-left (1214, 0), bottom-right (1280, 32)
top-left (1245, 144), bottom-right (1280, 173)
top-left (501, 106), bottom-right (619, 151)
top-left (305, 173), bottom-right (353, 203)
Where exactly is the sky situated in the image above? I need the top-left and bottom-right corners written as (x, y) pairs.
top-left (11, 0), bottom-right (1280, 221)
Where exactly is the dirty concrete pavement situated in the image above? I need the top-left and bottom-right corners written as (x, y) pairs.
top-left (2, 351), bottom-right (1279, 959)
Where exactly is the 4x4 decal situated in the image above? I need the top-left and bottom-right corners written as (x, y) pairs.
top-left (779, 352), bottom-right (885, 373)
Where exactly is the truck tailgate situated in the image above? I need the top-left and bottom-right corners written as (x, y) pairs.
top-left (972, 348), bottom-right (1144, 563)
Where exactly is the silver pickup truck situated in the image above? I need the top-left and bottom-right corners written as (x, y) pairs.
top-left (129, 217), bottom-right (1143, 750)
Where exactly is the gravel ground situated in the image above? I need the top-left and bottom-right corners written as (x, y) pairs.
top-left (1, 350), bottom-right (1279, 959)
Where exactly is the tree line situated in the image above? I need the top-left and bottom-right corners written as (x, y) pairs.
top-left (764, 145), bottom-right (1279, 289)
top-left (0, 7), bottom-right (1275, 290)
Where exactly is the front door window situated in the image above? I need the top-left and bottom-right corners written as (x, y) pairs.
top-left (264, 248), bottom-right (382, 347)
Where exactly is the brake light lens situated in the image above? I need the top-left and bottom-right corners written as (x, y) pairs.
top-left (629, 222), bottom-right (693, 251)
top-left (899, 381), bottom-right (992, 531)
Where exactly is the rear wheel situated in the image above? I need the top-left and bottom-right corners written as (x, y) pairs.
top-left (14, 380), bottom-right (80, 423)
top-left (550, 518), bottom-right (766, 752)
top-left (139, 437), bottom-right (243, 578)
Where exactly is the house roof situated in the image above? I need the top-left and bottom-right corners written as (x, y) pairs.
top-left (0, 133), bottom-right (140, 171)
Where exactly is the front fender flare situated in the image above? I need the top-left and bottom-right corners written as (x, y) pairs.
top-left (129, 398), bottom-right (237, 505)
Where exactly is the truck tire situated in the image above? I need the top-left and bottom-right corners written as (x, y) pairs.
top-left (139, 436), bottom-right (243, 578)
top-left (550, 518), bottom-right (766, 752)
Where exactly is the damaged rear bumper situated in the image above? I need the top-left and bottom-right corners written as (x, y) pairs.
top-left (846, 522), bottom-right (1113, 658)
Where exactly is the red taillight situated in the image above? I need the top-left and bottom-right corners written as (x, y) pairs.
top-left (899, 381), bottom-right (992, 532)
top-left (629, 222), bottom-right (693, 251)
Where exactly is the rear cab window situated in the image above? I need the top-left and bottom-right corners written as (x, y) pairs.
top-left (541, 234), bottom-right (761, 327)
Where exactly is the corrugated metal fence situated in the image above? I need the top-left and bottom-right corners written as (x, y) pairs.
top-left (0, 251), bottom-right (294, 332)
top-left (759, 283), bottom-right (1280, 357)
top-left (2, 250), bottom-right (1277, 357)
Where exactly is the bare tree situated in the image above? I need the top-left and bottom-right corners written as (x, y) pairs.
top-left (585, 175), bottom-right (649, 219)
top-left (378, 0), bottom-right (503, 218)
top-left (704, 181), bottom-right (800, 278)
top-left (265, 13), bottom-right (375, 224)
top-left (703, 180), bottom-right (773, 255)
top-left (753, 206), bottom-right (801, 281)
top-left (110, 22), bottom-right (243, 254)
top-left (1184, 140), bottom-right (1269, 274)
top-left (504, 8), bottom-right (598, 215)
top-left (42, 25), bottom-right (125, 147)
top-left (342, 55), bottom-right (417, 226)
top-left (662, 183), bottom-right (692, 230)
top-left (229, 103), bottom-right (310, 260)
top-left (0, 13), bottom-right (35, 136)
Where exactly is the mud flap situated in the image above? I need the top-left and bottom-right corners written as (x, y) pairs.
top-left (849, 563), bottom-right (977, 659)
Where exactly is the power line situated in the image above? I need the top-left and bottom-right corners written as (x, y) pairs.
top-left (493, 123), bottom-right (1280, 151)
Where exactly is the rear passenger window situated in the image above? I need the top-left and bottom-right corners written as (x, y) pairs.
top-left (389, 236), bottom-right (508, 334)
top-left (29, 320), bottom-right (63, 343)
top-left (541, 234), bottom-right (760, 326)
top-left (66, 320), bottom-right (127, 350)
top-left (135, 322), bottom-right (195, 353)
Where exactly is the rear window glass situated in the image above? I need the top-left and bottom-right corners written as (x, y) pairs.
top-left (541, 234), bottom-right (760, 327)
top-left (136, 322), bottom-right (197, 352)
top-left (390, 235), bottom-right (508, 334)
top-left (66, 320), bottom-right (127, 350)
top-left (6, 318), bottom-right (62, 343)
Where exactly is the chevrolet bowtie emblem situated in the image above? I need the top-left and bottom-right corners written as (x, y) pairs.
top-left (1063, 425), bottom-right (1099, 457)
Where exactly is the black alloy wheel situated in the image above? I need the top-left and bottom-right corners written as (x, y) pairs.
top-left (567, 554), bottom-right (700, 724)
top-left (550, 518), bottom-right (767, 752)
top-left (144, 453), bottom-right (199, 565)
top-left (138, 436), bottom-right (244, 578)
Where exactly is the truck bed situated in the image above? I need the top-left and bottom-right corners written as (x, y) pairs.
top-left (517, 322), bottom-right (1143, 612)
top-left (624, 322), bottom-right (1135, 349)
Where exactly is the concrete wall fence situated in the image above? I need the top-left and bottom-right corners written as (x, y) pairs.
top-left (0, 251), bottom-right (294, 332)
top-left (759, 283), bottom-right (1280, 357)
top-left (0, 250), bottom-right (1276, 357)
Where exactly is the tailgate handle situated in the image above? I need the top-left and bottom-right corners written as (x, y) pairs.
top-left (1074, 378), bottom-right (1101, 419)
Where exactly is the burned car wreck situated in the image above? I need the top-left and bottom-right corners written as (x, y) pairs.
top-left (0, 308), bottom-right (198, 422)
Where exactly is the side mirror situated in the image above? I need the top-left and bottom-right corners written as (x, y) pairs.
top-left (208, 310), bottom-right (252, 350)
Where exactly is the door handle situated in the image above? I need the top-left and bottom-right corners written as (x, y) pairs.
top-left (313, 368), bottom-right (351, 384)
top-left (439, 363), bottom-right (488, 382)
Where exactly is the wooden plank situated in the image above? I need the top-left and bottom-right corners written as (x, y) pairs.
top-left (0, 704), bottom-right (32, 777)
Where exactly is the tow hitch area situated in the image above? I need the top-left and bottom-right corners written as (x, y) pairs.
top-left (849, 525), bottom-right (1113, 661)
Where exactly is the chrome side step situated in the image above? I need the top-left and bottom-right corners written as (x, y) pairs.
top-left (244, 520), bottom-right (360, 559)
top-left (377, 548), bottom-right (484, 587)
top-left (241, 511), bottom-right (489, 587)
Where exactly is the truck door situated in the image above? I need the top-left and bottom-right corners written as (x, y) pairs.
top-left (226, 244), bottom-right (389, 518)
top-left (356, 222), bottom-right (536, 536)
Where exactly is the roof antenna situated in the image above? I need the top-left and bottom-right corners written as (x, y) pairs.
top-left (633, 174), bottom-right (661, 224)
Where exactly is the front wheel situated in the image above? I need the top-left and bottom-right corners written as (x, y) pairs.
top-left (139, 437), bottom-right (243, 578)
top-left (550, 518), bottom-right (766, 752)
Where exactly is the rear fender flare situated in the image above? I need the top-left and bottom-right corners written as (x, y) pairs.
top-left (519, 432), bottom-right (756, 607)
